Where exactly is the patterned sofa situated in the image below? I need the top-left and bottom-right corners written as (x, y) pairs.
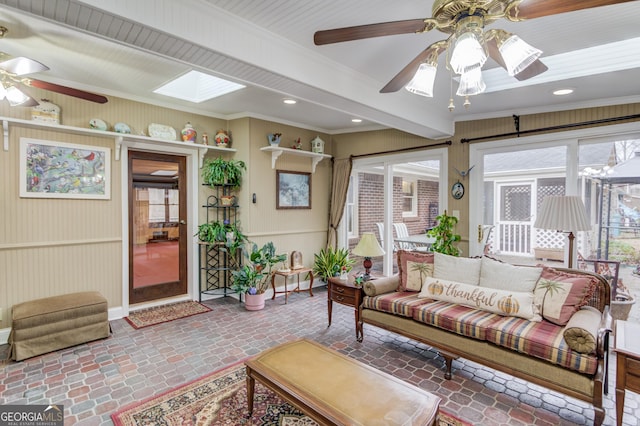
top-left (361, 250), bottom-right (612, 426)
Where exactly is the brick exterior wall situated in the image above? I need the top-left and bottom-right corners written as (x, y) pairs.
top-left (349, 172), bottom-right (439, 249)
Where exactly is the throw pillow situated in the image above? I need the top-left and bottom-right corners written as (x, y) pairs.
top-left (563, 306), bottom-right (601, 354)
top-left (534, 267), bottom-right (598, 326)
top-left (419, 276), bottom-right (541, 321)
top-left (397, 250), bottom-right (434, 292)
top-left (479, 256), bottom-right (543, 292)
top-left (433, 252), bottom-right (481, 285)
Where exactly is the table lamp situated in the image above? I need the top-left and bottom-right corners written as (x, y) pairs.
top-left (352, 232), bottom-right (385, 280)
top-left (534, 196), bottom-right (591, 268)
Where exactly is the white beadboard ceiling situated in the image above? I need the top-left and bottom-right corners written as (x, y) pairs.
top-left (0, 0), bottom-right (639, 139)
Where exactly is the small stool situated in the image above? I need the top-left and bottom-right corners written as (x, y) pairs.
top-left (271, 267), bottom-right (314, 303)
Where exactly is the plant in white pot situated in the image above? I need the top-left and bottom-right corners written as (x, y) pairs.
top-left (231, 242), bottom-right (287, 310)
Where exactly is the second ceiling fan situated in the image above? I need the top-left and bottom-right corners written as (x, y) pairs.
top-left (314, 0), bottom-right (634, 99)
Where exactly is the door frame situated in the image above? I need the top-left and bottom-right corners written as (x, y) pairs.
top-left (120, 141), bottom-right (199, 315)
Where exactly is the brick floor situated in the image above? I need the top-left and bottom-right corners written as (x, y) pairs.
top-left (1, 287), bottom-right (639, 425)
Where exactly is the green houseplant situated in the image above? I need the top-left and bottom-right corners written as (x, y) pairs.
top-left (202, 157), bottom-right (247, 189)
top-left (427, 210), bottom-right (461, 256)
top-left (196, 220), bottom-right (246, 264)
top-left (231, 242), bottom-right (287, 309)
top-left (313, 247), bottom-right (355, 281)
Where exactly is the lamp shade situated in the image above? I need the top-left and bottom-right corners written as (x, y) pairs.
top-left (534, 196), bottom-right (591, 232)
top-left (405, 62), bottom-right (437, 97)
top-left (352, 232), bottom-right (385, 257)
top-left (498, 34), bottom-right (542, 76)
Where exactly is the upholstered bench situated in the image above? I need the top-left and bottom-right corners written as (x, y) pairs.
top-left (9, 291), bottom-right (110, 361)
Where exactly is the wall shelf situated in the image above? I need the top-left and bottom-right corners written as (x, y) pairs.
top-left (1, 116), bottom-right (236, 167)
top-left (260, 146), bottom-right (331, 173)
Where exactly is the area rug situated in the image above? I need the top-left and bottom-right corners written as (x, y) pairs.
top-left (111, 362), bottom-right (470, 425)
top-left (124, 301), bottom-right (211, 329)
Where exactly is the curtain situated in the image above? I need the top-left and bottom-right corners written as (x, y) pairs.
top-left (327, 157), bottom-right (352, 249)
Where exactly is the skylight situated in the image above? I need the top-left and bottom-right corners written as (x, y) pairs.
top-left (154, 70), bottom-right (245, 103)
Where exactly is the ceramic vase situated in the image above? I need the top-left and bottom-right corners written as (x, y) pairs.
top-left (267, 133), bottom-right (281, 146)
top-left (215, 130), bottom-right (230, 147)
top-left (181, 122), bottom-right (197, 142)
top-left (244, 293), bottom-right (265, 311)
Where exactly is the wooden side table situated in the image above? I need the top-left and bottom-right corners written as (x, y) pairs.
top-left (327, 276), bottom-right (364, 342)
top-left (271, 267), bottom-right (313, 304)
top-left (614, 320), bottom-right (640, 426)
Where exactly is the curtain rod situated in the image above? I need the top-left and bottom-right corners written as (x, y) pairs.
top-left (460, 113), bottom-right (640, 144)
top-left (350, 140), bottom-right (452, 159)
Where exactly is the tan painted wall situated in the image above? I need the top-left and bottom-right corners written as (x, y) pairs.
top-left (1, 83), bottom-right (638, 329)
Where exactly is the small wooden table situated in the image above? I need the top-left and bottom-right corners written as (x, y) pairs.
top-left (327, 276), bottom-right (364, 342)
top-left (245, 339), bottom-right (440, 425)
top-left (271, 267), bottom-right (313, 304)
top-left (614, 320), bottom-right (640, 426)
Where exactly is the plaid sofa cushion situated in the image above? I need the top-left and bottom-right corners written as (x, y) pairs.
top-left (412, 301), bottom-right (502, 340)
top-left (485, 316), bottom-right (598, 375)
top-left (362, 292), bottom-right (433, 318)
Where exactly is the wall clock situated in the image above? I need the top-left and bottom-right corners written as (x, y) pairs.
top-left (451, 181), bottom-right (465, 200)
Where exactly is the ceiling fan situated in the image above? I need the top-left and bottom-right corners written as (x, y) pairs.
top-left (314, 0), bottom-right (634, 102)
top-left (0, 26), bottom-right (108, 107)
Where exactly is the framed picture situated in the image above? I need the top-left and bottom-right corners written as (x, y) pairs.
top-left (19, 137), bottom-right (111, 199)
top-left (276, 170), bottom-right (311, 209)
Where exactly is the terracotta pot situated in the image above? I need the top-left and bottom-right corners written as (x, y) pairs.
top-left (220, 195), bottom-right (236, 206)
top-left (244, 293), bottom-right (265, 311)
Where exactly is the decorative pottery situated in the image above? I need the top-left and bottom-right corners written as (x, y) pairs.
top-left (181, 122), bottom-right (197, 142)
top-left (244, 293), bottom-right (265, 311)
top-left (114, 122), bottom-right (131, 134)
top-left (267, 133), bottom-right (281, 146)
top-left (202, 133), bottom-right (209, 145)
top-left (31, 99), bottom-right (60, 124)
top-left (215, 130), bottom-right (230, 146)
top-left (292, 138), bottom-right (302, 150)
top-left (220, 195), bottom-right (236, 206)
top-left (311, 136), bottom-right (325, 154)
top-left (89, 118), bottom-right (108, 131)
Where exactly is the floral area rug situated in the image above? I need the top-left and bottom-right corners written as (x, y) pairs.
top-left (111, 363), bottom-right (471, 425)
top-left (124, 301), bottom-right (211, 329)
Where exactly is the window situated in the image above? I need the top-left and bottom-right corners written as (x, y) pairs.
top-left (402, 178), bottom-right (417, 217)
top-left (148, 188), bottom-right (179, 223)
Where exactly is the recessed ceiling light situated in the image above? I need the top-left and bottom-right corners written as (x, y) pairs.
top-left (352, 118), bottom-right (362, 123)
top-left (553, 88), bottom-right (574, 96)
top-left (283, 99), bottom-right (297, 104)
top-left (154, 70), bottom-right (245, 103)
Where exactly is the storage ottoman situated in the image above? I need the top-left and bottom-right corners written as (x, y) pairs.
top-left (9, 291), bottom-right (110, 361)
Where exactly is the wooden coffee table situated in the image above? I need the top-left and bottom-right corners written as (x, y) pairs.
top-left (245, 339), bottom-right (440, 425)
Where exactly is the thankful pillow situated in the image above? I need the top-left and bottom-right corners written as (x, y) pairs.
top-left (534, 267), bottom-right (597, 326)
top-left (419, 276), bottom-right (541, 321)
top-left (397, 250), bottom-right (434, 292)
top-left (433, 252), bottom-right (481, 285)
top-left (479, 256), bottom-right (542, 292)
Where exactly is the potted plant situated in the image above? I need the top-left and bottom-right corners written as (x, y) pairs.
top-left (202, 157), bottom-right (247, 189)
top-left (231, 242), bottom-right (287, 310)
top-left (313, 247), bottom-right (355, 281)
top-left (427, 210), bottom-right (461, 256)
top-left (196, 220), bottom-right (247, 264)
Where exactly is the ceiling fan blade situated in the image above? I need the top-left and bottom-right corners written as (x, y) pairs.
top-left (514, 60), bottom-right (548, 81)
top-left (380, 41), bottom-right (447, 93)
top-left (486, 38), bottom-right (548, 80)
top-left (314, 19), bottom-right (428, 45)
top-left (509, 0), bottom-right (635, 20)
top-left (0, 56), bottom-right (49, 75)
top-left (27, 79), bottom-right (108, 104)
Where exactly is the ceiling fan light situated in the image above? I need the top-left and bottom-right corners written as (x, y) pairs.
top-left (499, 35), bottom-right (542, 76)
top-left (6, 85), bottom-right (30, 106)
top-left (449, 31), bottom-right (487, 74)
top-left (405, 62), bottom-right (437, 97)
top-left (456, 67), bottom-right (486, 96)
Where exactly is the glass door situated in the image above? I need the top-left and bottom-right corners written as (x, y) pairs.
top-left (129, 151), bottom-right (187, 304)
